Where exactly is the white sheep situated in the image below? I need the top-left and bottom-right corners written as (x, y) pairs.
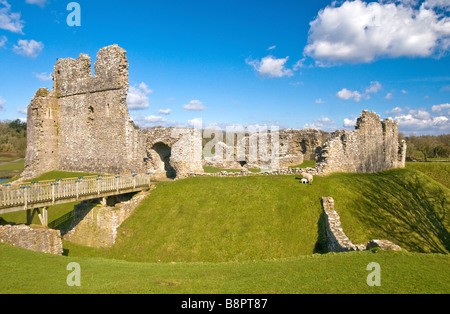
top-left (301, 172), bottom-right (314, 185)
top-left (301, 178), bottom-right (308, 184)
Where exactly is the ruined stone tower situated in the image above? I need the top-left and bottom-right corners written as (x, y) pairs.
top-left (316, 110), bottom-right (407, 174)
top-left (24, 45), bottom-right (147, 179)
top-left (24, 45), bottom-right (204, 180)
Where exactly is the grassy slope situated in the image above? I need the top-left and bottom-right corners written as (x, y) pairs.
top-left (1, 244), bottom-right (449, 294)
top-left (0, 158), bottom-right (24, 178)
top-left (406, 162), bottom-right (450, 189)
top-left (64, 168), bottom-right (450, 263)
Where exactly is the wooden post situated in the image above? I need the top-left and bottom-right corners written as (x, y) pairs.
top-left (37, 207), bottom-right (48, 227)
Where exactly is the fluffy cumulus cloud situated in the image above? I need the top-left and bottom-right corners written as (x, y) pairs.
top-left (246, 55), bottom-right (294, 78)
top-left (344, 117), bottom-right (358, 128)
top-left (0, 0), bottom-right (24, 34)
top-left (337, 88), bottom-right (363, 102)
top-left (127, 82), bottom-right (152, 110)
top-left (387, 105), bottom-right (450, 135)
top-left (304, 0), bottom-right (450, 64)
top-left (13, 39), bottom-right (44, 58)
top-left (183, 100), bottom-right (206, 111)
top-left (337, 81), bottom-right (383, 101)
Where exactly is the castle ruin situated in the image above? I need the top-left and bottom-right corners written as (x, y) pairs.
top-left (23, 45), bottom-right (406, 179)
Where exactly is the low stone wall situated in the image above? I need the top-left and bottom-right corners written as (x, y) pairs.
top-left (0, 224), bottom-right (63, 255)
top-left (63, 190), bottom-right (150, 248)
top-left (321, 197), bottom-right (401, 252)
top-left (183, 167), bottom-right (318, 178)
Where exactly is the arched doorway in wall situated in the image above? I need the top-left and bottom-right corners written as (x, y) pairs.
top-left (149, 142), bottom-right (176, 179)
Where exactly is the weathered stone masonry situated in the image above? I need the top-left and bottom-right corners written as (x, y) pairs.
top-left (23, 45), bottom-right (406, 180)
top-left (316, 111), bottom-right (406, 174)
top-left (23, 45), bottom-right (203, 180)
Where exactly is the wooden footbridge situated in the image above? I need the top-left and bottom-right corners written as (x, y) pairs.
top-left (0, 173), bottom-right (152, 226)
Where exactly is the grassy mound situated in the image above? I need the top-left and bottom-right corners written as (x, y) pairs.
top-left (64, 168), bottom-right (450, 262)
top-left (406, 162), bottom-right (450, 189)
top-left (1, 244), bottom-right (449, 294)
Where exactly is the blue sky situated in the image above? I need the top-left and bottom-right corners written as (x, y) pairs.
top-left (0, 0), bottom-right (449, 135)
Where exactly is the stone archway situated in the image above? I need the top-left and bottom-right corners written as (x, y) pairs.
top-left (148, 142), bottom-right (176, 179)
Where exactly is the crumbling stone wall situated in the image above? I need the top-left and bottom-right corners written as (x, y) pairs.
top-left (24, 45), bottom-right (148, 179)
top-left (63, 191), bottom-right (150, 248)
top-left (145, 127), bottom-right (204, 180)
top-left (0, 224), bottom-right (63, 255)
top-left (322, 197), bottom-right (402, 252)
top-left (316, 111), bottom-right (406, 174)
top-left (23, 46), bottom-right (405, 180)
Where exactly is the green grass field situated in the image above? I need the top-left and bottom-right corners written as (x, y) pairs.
top-left (0, 158), bottom-right (24, 179)
top-left (61, 168), bottom-right (449, 263)
top-left (1, 164), bottom-right (449, 294)
top-left (406, 162), bottom-right (450, 189)
top-left (1, 243), bottom-right (449, 294)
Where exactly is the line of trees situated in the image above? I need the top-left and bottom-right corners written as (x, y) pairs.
top-left (403, 134), bottom-right (450, 161)
top-left (0, 120), bottom-right (27, 155)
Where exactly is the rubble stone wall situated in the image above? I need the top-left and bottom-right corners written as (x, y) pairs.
top-left (0, 224), bottom-right (63, 255)
top-left (316, 111), bottom-right (407, 175)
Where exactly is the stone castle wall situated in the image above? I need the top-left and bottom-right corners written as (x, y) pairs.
top-left (24, 45), bottom-right (148, 179)
top-left (23, 45), bottom-right (405, 180)
top-left (316, 111), bottom-right (406, 174)
top-left (321, 197), bottom-right (402, 253)
top-left (0, 224), bottom-right (63, 255)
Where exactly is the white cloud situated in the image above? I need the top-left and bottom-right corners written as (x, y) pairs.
top-left (127, 82), bottom-right (152, 110)
top-left (315, 98), bottom-right (326, 104)
top-left (267, 45), bottom-right (276, 51)
top-left (344, 117), bottom-right (358, 128)
top-left (17, 107), bottom-right (27, 115)
top-left (423, 0), bottom-right (450, 10)
top-left (385, 92), bottom-right (393, 99)
top-left (33, 72), bottom-right (52, 81)
top-left (0, 0), bottom-right (24, 34)
top-left (304, 0), bottom-right (450, 64)
top-left (431, 103), bottom-right (450, 113)
top-left (365, 81), bottom-right (383, 94)
top-left (388, 106), bottom-right (450, 134)
top-left (13, 39), bottom-right (44, 58)
top-left (401, 89), bottom-right (408, 94)
top-left (0, 96), bottom-right (5, 110)
top-left (158, 109), bottom-right (171, 115)
top-left (0, 35), bottom-right (6, 47)
top-left (25, 0), bottom-right (47, 7)
top-left (246, 55), bottom-right (294, 78)
top-left (188, 118), bottom-right (203, 127)
top-left (144, 115), bottom-right (168, 123)
top-left (337, 81), bottom-right (383, 102)
top-left (337, 88), bottom-right (363, 102)
top-left (304, 117), bottom-right (336, 131)
top-left (385, 106), bottom-right (403, 115)
top-left (183, 100), bottom-right (205, 111)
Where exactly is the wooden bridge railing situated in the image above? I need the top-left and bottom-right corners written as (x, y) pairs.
top-left (0, 173), bottom-right (152, 213)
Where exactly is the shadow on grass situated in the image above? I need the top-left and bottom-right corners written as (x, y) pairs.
top-left (350, 172), bottom-right (449, 254)
top-left (314, 211), bottom-right (328, 254)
